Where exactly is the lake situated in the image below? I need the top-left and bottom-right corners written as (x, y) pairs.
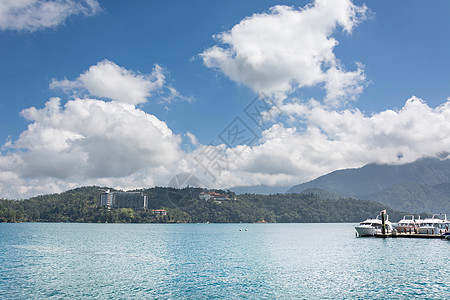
top-left (0, 223), bottom-right (449, 299)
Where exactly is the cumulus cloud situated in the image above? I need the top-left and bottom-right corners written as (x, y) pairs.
top-left (200, 0), bottom-right (367, 103)
top-left (50, 60), bottom-right (166, 105)
top-left (0, 61), bottom-right (184, 199)
top-left (0, 0), bottom-right (100, 32)
top-left (14, 97), bottom-right (181, 179)
top-left (186, 97), bottom-right (450, 189)
top-left (1, 0), bottom-right (449, 199)
top-left (51, 60), bottom-right (192, 105)
top-left (2, 90), bottom-right (450, 198)
top-left (324, 64), bottom-right (366, 105)
top-left (285, 96), bottom-right (450, 163)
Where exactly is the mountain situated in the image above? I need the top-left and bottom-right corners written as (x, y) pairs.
top-left (287, 157), bottom-right (450, 213)
top-left (299, 188), bottom-right (344, 200)
top-left (365, 182), bottom-right (450, 214)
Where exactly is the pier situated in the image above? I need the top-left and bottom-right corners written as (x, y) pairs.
top-left (374, 233), bottom-right (446, 239)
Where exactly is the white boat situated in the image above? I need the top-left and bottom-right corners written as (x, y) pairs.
top-left (394, 215), bottom-right (419, 233)
top-left (355, 211), bottom-right (393, 237)
top-left (417, 214), bottom-right (448, 235)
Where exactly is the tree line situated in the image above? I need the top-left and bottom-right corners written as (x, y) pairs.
top-left (0, 186), bottom-right (412, 223)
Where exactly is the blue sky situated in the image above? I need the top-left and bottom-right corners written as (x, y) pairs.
top-left (1, 0), bottom-right (450, 198)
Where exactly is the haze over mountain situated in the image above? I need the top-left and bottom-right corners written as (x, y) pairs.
top-left (287, 157), bottom-right (450, 214)
top-left (299, 188), bottom-right (344, 201)
top-left (229, 185), bottom-right (291, 195)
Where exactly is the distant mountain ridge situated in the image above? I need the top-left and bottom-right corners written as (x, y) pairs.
top-left (287, 157), bottom-right (450, 214)
top-left (299, 188), bottom-right (344, 200)
top-left (229, 185), bottom-right (291, 195)
top-left (365, 182), bottom-right (450, 214)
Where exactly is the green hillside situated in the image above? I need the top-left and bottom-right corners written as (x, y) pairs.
top-left (0, 186), bottom-right (407, 223)
top-left (287, 157), bottom-right (450, 213)
top-left (366, 182), bottom-right (450, 214)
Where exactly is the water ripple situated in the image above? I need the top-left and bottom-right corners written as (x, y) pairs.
top-left (0, 223), bottom-right (449, 299)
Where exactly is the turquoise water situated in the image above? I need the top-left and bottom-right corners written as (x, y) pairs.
top-left (0, 223), bottom-right (449, 299)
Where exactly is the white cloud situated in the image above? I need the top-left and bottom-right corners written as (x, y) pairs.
top-left (51, 60), bottom-right (193, 105)
top-left (0, 96), bottom-right (183, 198)
top-left (291, 96), bottom-right (450, 163)
top-left (324, 64), bottom-right (366, 106)
top-left (186, 97), bottom-right (450, 189)
top-left (1, 0), bottom-right (449, 199)
top-left (0, 61), bottom-right (185, 199)
top-left (2, 91), bottom-right (450, 198)
top-left (0, 0), bottom-right (100, 32)
top-left (185, 132), bottom-right (199, 147)
top-left (200, 0), bottom-right (367, 103)
top-left (160, 86), bottom-right (195, 104)
top-left (16, 96), bottom-right (182, 178)
top-left (51, 60), bottom-right (165, 105)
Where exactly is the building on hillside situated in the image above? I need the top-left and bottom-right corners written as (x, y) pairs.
top-left (100, 191), bottom-right (114, 207)
top-left (99, 190), bottom-right (148, 209)
top-left (199, 192), bottom-right (211, 200)
top-left (152, 209), bottom-right (167, 216)
top-left (199, 191), bottom-right (230, 201)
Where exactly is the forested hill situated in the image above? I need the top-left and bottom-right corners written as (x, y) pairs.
top-left (287, 157), bottom-right (450, 213)
top-left (0, 186), bottom-right (409, 223)
top-left (287, 157), bottom-right (450, 197)
top-left (365, 182), bottom-right (450, 214)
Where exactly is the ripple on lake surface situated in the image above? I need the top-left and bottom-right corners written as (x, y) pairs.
top-left (0, 223), bottom-right (449, 299)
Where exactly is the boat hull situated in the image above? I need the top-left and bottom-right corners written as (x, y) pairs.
top-left (417, 226), bottom-right (439, 235)
top-left (355, 225), bottom-right (377, 237)
top-left (355, 212), bottom-right (393, 237)
top-left (394, 225), bottom-right (417, 234)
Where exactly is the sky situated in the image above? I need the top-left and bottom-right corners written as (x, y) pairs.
top-left (1, 0), bottom-right (450, 199)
